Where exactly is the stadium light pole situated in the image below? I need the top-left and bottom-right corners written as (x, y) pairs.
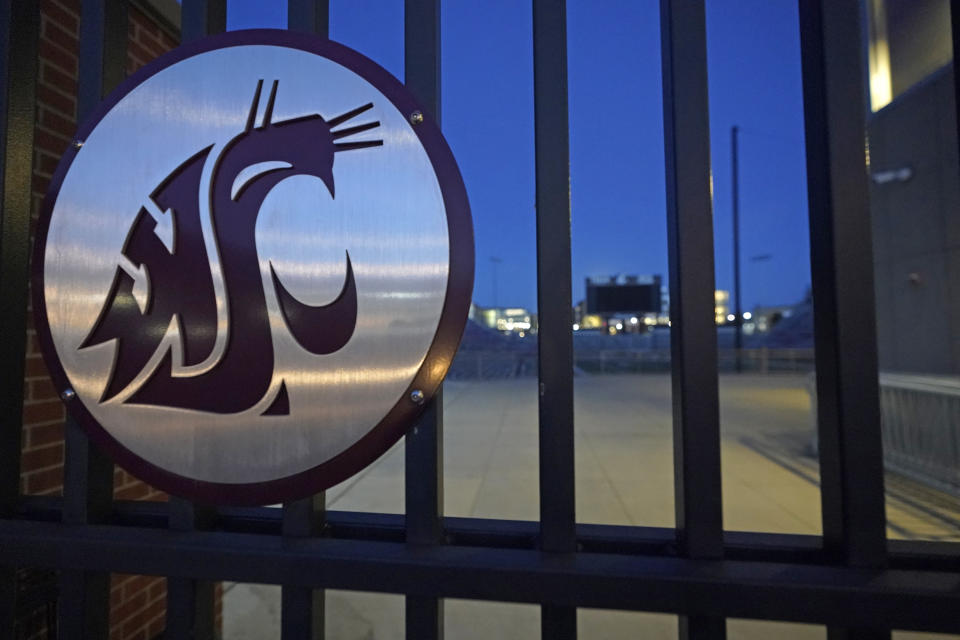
top-left (732, 125), bottom-right (743, 373)
top-left (490, 256), bottom-right (502, 308)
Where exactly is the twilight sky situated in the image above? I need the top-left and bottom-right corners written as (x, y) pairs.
top-left (226, 0), bottom-right (812, 313)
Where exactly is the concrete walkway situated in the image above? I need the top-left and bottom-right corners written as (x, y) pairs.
top-left (223, 374), bottom-right (960, 639)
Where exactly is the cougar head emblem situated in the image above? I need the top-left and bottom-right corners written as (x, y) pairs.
top-left (81, 80), bottom-right (382, 416)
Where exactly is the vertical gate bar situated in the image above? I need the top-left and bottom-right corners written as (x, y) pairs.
top-left (161, 5), bottom-right (226, 640)
top-left (281, 5), bottom-right (331, 638)
top-left (542, 605), bottom-right (577, 640)
top-left (533, 0), bottom-right (577, 637)
top-left (798, 0), bottom-right (888, 637)
top-left (954, 0), bottom-right (960, 172)
top-left (181, 0), bottom-right (227, 45)
top-left (0, 0), bottom-right (39, 518)
top-left (0, 1), bottom-right (40, 635)
top-left (404, 1), bottom-right (444, 638)
top-left (166, 499), bottom-right (217, 640)
top-left (59, 2), bottom-right (128, 637)
top-left (282, 494), bottom-right (326, 640)
top-left (404, 393), bottom-right (444, 639)
top-left (279, 14), bottom-right (330, 640)
top-left (405, 391), bottom-right (444, 545)
top-left (660, 0), bottom-right (725, 638)
top-left (798, 0), bottom-right (887, 569)
top-left (533, 0), bottom-right (575, 558)
top-left (288, 0), bottom-right (329, 37)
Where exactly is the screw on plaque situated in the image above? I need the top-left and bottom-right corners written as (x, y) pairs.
top-left (410, 389), bottom-right (425, 405)
top-left (61, 388), bottom-right (76, 401)
top-left (72, 140), bottom-right (84, 149)
top-left (409, 111), bottom-right (424, 125)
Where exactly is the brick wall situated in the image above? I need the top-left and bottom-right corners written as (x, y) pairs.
top-left (20, 1), bottom-right (222, 637)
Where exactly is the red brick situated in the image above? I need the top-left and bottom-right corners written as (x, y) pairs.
top-left (29, 377), bottom-right (58, 401)
top-left (22, 399), bottom-right (64, 426)
top-left (161, 31), bottom-right (178, 50)
top-left (127, 39), bottom-right (158, 68)
top-left (21, 443), bottom-right (64, 472)
top-left (34, 126), bottom-right (71, 156)
top-left (148, 580), bottom-right (165, 601)
top-left (43, 18), bottom-right (78, 52)
top-left (130, 8), bottom-right (161, 40)
top-left (115, 484), bottom-right (150, 501)
top-left (25, 332), bottom-right (43, 358)
top-left (41, 0), bottom-right (79, 34)
top-left (122, 575), bottom-right (156, 600)
top-left (142, 595), bottom-right (165, 618)
top-left (111, 590), bottom-right (147, 628)
top-left (41, 108), bottom-right (77, 139)
top-left (24, 355), bottom-right (50, 379)
top-left (146, 618), bottom-right (166, 638)
top-left (27, 422), bottom-right (64, 449)
top-left (41, 61), bottom-right (76, 91)
top-left (56, 0), bottom-right (80, 15)
top-left (121, 627), bottom-right (147, 640)
top-left (39, 38), bottom-right (78, 75)
top-left (23, 466), bottom-right (63, 494)
top-left (36, 84), bottom-right (76, 119)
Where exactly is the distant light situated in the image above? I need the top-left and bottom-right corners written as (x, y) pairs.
top-left (615, 322), bottom-right (623, 330)
top-left (872, 167), bottom-right (912, 184)
top-left (630, 316), bottom-right (638, 325)
top-left (868, 29), bottom-right (892, 111)
top-left (572, 323), bottom-right (580, 331)
top-left (727, 314), bottom-right (736, 322)
top-left (743, 312), bottom-right (752, 320)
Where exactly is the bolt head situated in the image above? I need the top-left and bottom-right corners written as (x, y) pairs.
top-left (72, 140), bottom-right (84, 149)
top-left (410, 389), bottom-right (425, 404)
top-left (61, 388), bottom-right (76, 401)
top-left (409, 111), bottom-right (424, 125)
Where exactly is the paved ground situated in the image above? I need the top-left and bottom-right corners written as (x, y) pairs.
top-left (223, 374), bottom-right (960, 639)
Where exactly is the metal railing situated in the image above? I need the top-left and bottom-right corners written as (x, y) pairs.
top-left (879, 374), bottom-right (960, 497)
top-left (449, 348), bottom-right (815, 378)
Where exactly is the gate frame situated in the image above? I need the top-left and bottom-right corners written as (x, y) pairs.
top-left (2, 1), bottom-right (960, 639)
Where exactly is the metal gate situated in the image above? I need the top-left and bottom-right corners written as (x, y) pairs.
top-left (2, 0), bottom-right (959, 639)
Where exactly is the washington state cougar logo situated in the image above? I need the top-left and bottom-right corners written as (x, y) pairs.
top-left (80, 80), bottom-right (382, 416)
top-left (35, 32), bottom-right (473, 503)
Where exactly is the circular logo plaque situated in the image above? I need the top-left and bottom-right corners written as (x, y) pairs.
top-left (33, 30), bottom-right (473, 505)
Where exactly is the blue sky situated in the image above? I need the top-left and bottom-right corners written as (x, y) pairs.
top-left (226, 0), bottom-right (812, 312)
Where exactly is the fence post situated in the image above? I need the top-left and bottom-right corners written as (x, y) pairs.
top-left (404, 2), bottom-right (446, 639)
top-left (533, 0), bottom-right (577, 637)
top-left (799, 0), bottom-right (888, 637)
top-left (0, 0), bottom-right (40, 635)
top-left (661, 0), bottom-right (726, 637)
top-left (162, 4), bottom-right (226, 639)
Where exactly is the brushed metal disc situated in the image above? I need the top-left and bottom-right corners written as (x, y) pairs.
top-left (35, 32), bottom-right (472, 502)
